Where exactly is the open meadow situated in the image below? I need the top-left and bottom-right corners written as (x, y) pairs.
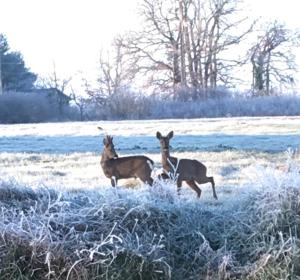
top-left (0, 117), bottom-right (300, 279)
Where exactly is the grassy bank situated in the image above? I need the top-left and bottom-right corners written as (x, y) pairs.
top-left (0, 158), bottom-right (299, 279)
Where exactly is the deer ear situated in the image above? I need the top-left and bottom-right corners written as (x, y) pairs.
top-left (156, 131), bottom-right (162, 139)
top-left (103, 138), bottom-right (107, 145)
top-left (167, 131), bottom-right (174, 139)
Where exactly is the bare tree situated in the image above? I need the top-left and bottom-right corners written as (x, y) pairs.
top-left (69, 86), bottom-right (90, 121)
top-left (37, 63), bottom-right (72, 116)
top-left (249, 21), bottom-right (300, 95)
top-left (119, 0), bottom-right (254, 99)
top-left (83, 37), bottom-right (137, 112)
top-left (118, 0), bottom-right (180, 93)
top-left (95, 38), bottom-right (135, 99)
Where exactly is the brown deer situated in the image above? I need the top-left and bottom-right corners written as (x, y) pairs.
top-left (101, 135), bottom-right (154, 187)
top-left (156, 131), bottom-right (217, 199)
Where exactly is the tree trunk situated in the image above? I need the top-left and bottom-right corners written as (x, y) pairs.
top-left (184, 22), bottom-right (197, 89)
top-left (265, 51), bottom-right (271, 95)
top-left (179, 0), bottom-right (187, 89)
top-left (172, 42), bottom-right (181, 90)
top-left (0, 52), bottom-right (3, 95)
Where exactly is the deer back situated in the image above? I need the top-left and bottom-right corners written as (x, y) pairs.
top-left (102, 155), bottom-right (153, 179)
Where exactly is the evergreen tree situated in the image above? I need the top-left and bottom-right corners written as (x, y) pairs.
top-left (0, 34), bottom-right (37, 92)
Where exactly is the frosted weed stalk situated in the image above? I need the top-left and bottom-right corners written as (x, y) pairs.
top-left (0, 153), bottom-right (299, 279)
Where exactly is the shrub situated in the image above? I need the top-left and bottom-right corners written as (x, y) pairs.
top-left (0, 157), bottom-right (299, 279)
top-left (1, 90), bottom-right (300, 123)
top-left (84, 89), bottom-right (300, 120)
top-left (0, 91), bottom-right (79, 123)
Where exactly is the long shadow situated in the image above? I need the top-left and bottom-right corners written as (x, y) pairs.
top-left (0, 134), bottom-right (299, 154)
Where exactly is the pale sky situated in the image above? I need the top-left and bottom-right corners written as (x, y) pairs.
top-left (0, 0), bottom-right (139, 80)
top-left (0, 0), bottom-right (299, 90)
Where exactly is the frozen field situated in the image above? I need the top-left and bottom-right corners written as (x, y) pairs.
top-left (1, 117), bottom-right (300, 279)
top-left (0, 116), bottom-right (299, 193)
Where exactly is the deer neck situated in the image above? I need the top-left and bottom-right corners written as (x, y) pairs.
top-left (101, 150), bottom-right (111, 165)
top-left (161, 149), bottom-right (171, 168)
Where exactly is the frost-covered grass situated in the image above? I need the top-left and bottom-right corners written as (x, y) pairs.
top-left (0, 157), bottom-right (299, 279)
top-left (0, 117), bottom-right (299, 155)
top-left (0, 118), bottom-right (299, 279)
top-left (0, 150), bottom-right (297, 194)
top-left (1, 116), bottom-right (299, 138)
top-left (0, 116), bottom-right (298, 192)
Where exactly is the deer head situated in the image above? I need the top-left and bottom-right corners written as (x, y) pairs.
top-left (156, 131), bottom-right (173, 152)
top-left (103, 135), bottom-right (118, 159)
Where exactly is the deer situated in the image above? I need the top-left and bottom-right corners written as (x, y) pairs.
top-left (100, 135), bottom-right (154, 187)
top-left (156, 131), bottom-right (218, 199)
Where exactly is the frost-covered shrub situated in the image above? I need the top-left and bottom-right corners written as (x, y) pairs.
top-left (106, 90), bottom-right (153, 119)
top-left (84, 93), bottom-right (300, 120)
top-left (0, 91), bottom-right (54, 123)
top-left (0, 91), bottom-right (79, 123)
top-left (1, 90), bottom-right (300, 123)
top-left (148, 95), bottom-right (300, 119)
top-left (0, 157), bottom-right (299, 279)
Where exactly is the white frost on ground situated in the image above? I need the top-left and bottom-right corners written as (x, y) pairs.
top-left (0, 116), bottom-right (299, 137)
top-left (0, 117), bottom-right (299, 154)
top-left (0, 117), bottom-right (299, 194)
top-left (0, 117), bottom-right (299, 279)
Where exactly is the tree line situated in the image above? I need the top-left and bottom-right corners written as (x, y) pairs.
top-left (0, 0), bottom-right (300, 123)
top-left (93, 0), bottom-right (299, 99)
top-left (0, 34), bottom-right (76, 122)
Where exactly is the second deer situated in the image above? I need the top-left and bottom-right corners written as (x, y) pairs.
top-left (156, 131), bottom-right (217, 199)
top-left (101, 135), bottom-right (154, 187)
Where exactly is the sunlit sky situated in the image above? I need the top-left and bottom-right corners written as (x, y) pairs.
top-left (0, 0), bottom-right (299, 90)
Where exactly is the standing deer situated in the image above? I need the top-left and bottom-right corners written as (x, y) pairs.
top-left (156, 131), bottom-right (217, 199)
top-left (101, 135), bottom-right (154, 186)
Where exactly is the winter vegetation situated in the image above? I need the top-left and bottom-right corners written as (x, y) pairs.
top-left (0, 91), bottom-right (77, 123)
top-left (1, 0), bottom-right (300, 123)
top-left (1, 90), bottom-right (300, 123)
top-left (0, 161), bottom-right (300, 279)
top-left (1, 0), bottom-right (300, 277)
top-left (0, 119), bottom-right (300, 279)
top-left (85, 92), bottom-right (300, 120)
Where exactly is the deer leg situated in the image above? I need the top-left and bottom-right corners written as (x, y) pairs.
top-left (137, 165), bottom-right (154, 186)
top-left (158, 172), bottom-right (169, 180)
top-left (143, 177), bottom-right (154, 186)
top-left (148, 177), bottom-right (154, 186)
top-left (111, 176), bottom-right (118, 187)
top-left (209, 177), bottom-right (218, 200)
top-left (177, 179), bottom-right (183, 196)
top-left (139, 174), bottom-right (153, 186)
top-left (196, 177), bottom-right (218, 200)
top-left (185, 180), bottom-right (202, 198)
